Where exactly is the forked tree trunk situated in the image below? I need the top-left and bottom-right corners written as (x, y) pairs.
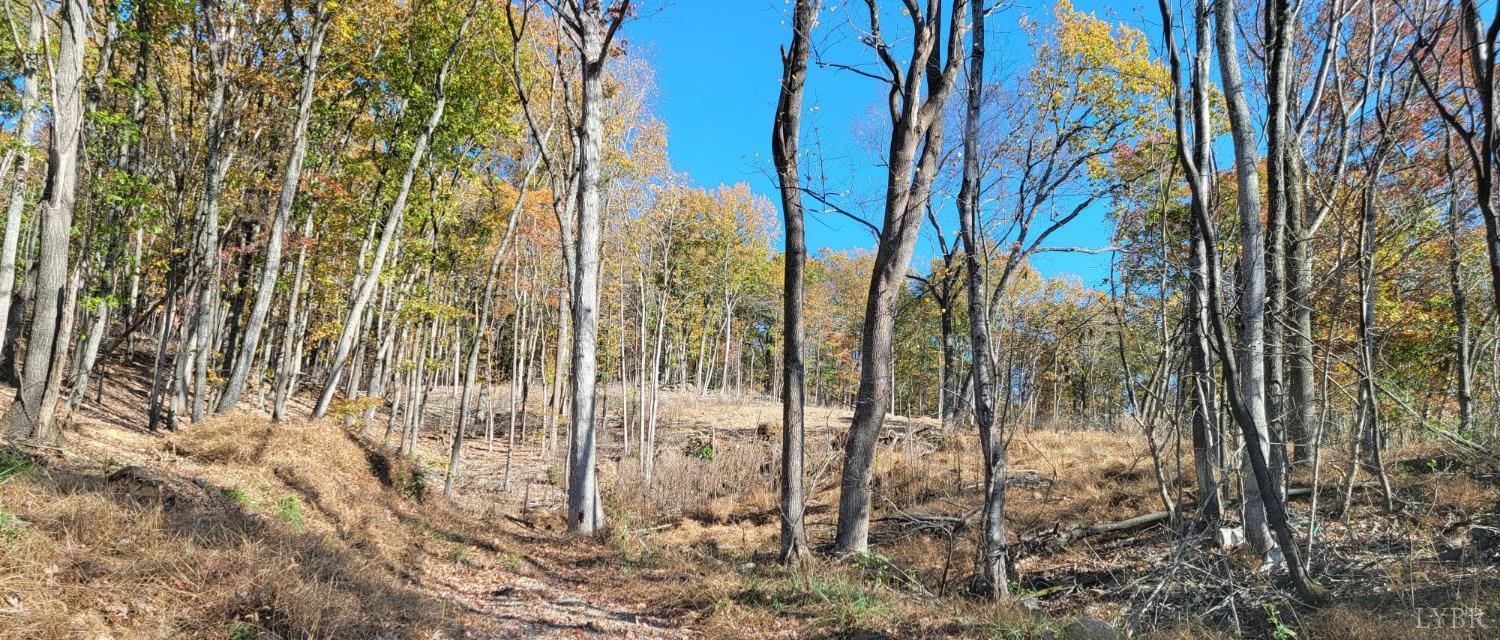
top-left (834, 0), bottom-right (969, 554)
top-left (2, 0), bottom-right (87, 443)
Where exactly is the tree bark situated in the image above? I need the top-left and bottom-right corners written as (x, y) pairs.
top-left (834, 0), bottom-right (969, 554)
top-left (956, 0), bottom-right (1007, 597)
top-left (771, 0), bottom-right (818, 564)
top-left (2, 0), bottom-right (87, 443)
top-left (0, 4), bottom-right (43, 381)
top-left (1214, 0), bottom-right (1274, 556)
top-left (563, 0), bottom-right (629, 535)
top-left (218, 2), bottom-right (329, 413)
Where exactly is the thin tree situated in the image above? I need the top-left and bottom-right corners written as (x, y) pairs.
top-left (0, 1), bottom-right (43, 375)
top-left (445, 140), bottom-right (549, 498)
top-left (218, 0), bottom-right (331, 413)
top-left (1157, 0), bottom-right (1222, 520)
top-left (771, 0), bottom-right (819, 563)
top-left (956, 0), bottom-right (1007, 597)
top-left (1412, 0), bottom-right (1500, 318)
top-left (312, 0), bottom-right (481, 419)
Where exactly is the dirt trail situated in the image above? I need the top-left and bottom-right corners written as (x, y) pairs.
top-left (45, 369), bottom-right (694, 638)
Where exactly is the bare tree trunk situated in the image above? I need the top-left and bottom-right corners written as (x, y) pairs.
top-left (1161, 0), bottom-right (1229, 524)
top-left (444, 143), bottom-right (542, 498)
top-left (184, 0), bottom-right (239, 424)
top-left (1287, 149), bottom-right (1316, 464)
top-left (1214, 0), bottom-right (1274, 556)
top-left (771, 0), bottom-right (818, 563)
top-left (2, 0), bottom-right (86, 443)
top-left (563, 0), bottom-right (629, 535)
top-left (956, 0), bottom-right (1006, 597)
top-left (645, 266), bottom-right (670, 486)
top-left (834, 0), bottom-right (969, 553)
top-left (1263, 0), bottom-right (1295, 502)
top-left (218, 2), bottom-right (329, 413)
top-left (1212, 0), bottom-right (1326, 602)
top-left (1444, 141), bottom-right (1475, 435)
top-left (1355, 163), bottom-right (1396, 514)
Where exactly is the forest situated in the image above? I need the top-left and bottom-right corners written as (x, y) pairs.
top-left (0, 0), bottom-right (1498, 637)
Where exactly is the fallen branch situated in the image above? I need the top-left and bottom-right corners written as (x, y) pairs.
top-left (1374, 380), bottom-right (1500, 463)
top-left (1010, 483), bottom-right (1374, 557)
top-left (876, 511), bottom-right (972, 535)
top-left (1012, 510), bottom-right (1174, 556)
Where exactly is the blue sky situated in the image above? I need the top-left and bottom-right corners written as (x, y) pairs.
top-left (626, 0), bottom-right (1155, 287)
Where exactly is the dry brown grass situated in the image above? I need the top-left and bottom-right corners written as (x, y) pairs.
top-left (9, 377), bottom-right (1495, 639)
top-left (0, 414), bottom-right (495, 639)
top-left (574, 392), bottom-right (1500, 639)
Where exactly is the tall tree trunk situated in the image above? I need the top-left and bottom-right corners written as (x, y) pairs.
top-left (771, 0), bottom-right (817, 564)
top-left (1354, 161), bottom-right (1396, 514)
top-left (1263, 0), bottom-right (1294, 500)
top-left (218, 3), bottom-right (329, 413)
top-left (1444, 141), bottom-right (1475, 435)
top-left (0, 4), bottom-right (43, 381)
top-left (834, 0), bottom-right (968, 553)
top-left (563, 0), bottom-right (628, 535)
top-left (184, 0), bottom-right (238, 424)
top-left (2, 0), bottom-right (87, 443)
top-left (1214, 0), bottom-right (1274, 556)
top-left (956, 0), bottom-right (1007, 597)
top-left (1286, 149), bottom-right (1316, 464)
top-left (273, 212), bottom-right (313, 421)
top-left (445, 144), bottom-right (542, 498)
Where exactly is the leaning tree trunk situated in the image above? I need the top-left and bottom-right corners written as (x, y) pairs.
top-left (312, 1), bottom-right (476, 419)
top-left (1158, 0), bottom-right (1223, 520)
top-left (218, 4), bottom-right (329, 413)
top-left (2, 0), bottom-right (86, 443)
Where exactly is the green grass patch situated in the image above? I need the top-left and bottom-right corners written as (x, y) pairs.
top-left (0, 449), bottom-right (36, 485)
top-left (221, 486), bottom-right (253, 508)
top-left (276, 495), bottom-right (305, 533)
top-left (0, 509), bottom-right (29, 539)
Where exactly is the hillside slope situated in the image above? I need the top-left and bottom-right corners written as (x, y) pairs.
top-left (0, 408), bottom-right (683, 639)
